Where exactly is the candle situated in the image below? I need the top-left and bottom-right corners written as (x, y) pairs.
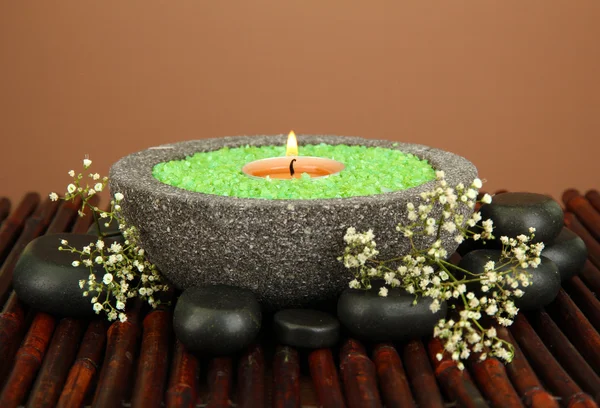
top-left (242, 131), bottom-right (345, 180)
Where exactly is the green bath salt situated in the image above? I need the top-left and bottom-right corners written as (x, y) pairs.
top-left (152, 144), bottom-right (436, 199)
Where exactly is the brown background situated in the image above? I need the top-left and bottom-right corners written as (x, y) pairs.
top-left (1, 1), bottom-right (599, 206)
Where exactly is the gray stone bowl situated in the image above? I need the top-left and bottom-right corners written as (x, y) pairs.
top-left (109, 135), bottom-right (477, 309)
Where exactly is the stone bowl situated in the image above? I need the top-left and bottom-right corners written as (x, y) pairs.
top-left (109, 135), bottom-right (477, 309)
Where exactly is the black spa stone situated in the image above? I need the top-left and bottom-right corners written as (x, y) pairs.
top-left (458, 249), bottom-right (560, 311)
top-left (12, 233), bottom-right (101, 317)
top-left (273, 309), bottom-right (340, 348)
top-left (337, 281), bottom-right (447, 343)
top-left (87, 217), bottom-right (121, 237)
top-left (173, 285), bottom-right (262, 355)
top-left (479, 192), bottom-right (564, 244)
top-left (542, 227), bottom-right (587, 282)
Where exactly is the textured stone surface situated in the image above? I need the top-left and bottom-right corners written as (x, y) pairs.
top-left (173, 285), bottom-right (261, 355)
top-left (337, 281), bottom-right (447, 342)
top-left (273, 309), bottom-right (340, 348)
top-left (109, 135), bottom-right (478, 308)
top-left (13, 233), bottom-right (99, 317)
top-left (542, 227), bottom-right (587, 281)
top-left (458, 249), bottom-right (561, 311)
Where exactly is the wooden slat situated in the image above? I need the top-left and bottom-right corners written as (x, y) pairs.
top-left (24, 318), bottom-right (86, 408)
top-left (205, 357), bottom-right (233, 408)
top-left (402, 340), bottom-right (445, 408)
top-left (564, 212), bottom-right (600, 270)
top-left (0, 193), bottom-right (38, 267)
top-left (579, 260), bottom-right (600, 295)
top-left (309, 349), bottom-right (346, 408)
top-left (373, 343), bottom-right (416, 408)
top-left (0, 313), bottom-right (56, 408)
top-left (546, 289), bottom-right (600, 375)
top-left (427, 338), bottom-right (489, 408)
top-left (563, 276), bottom-right (600, 332)
top-left (131, 304), bottom-right (172, 408)
top-left (495, 327), bottom-right (558, 408)
top-left (0, 198), bottom-right (10, 228)
top-left (585, 190), bottom-right (600, 214)
top-left (56, 320), bottom-right (108, 408)
top-left (563, 193), bottom-right (600, 241)
top-left (237, 344), bottom-right (266, 408)
top-left (91, 300), bottom-right (143, 408)
top-left (468, 353), bottom-right (524, 408)
top-left (510, 314), bottom-right (596, 407)
top-left (165, 340), bottom-right (198, 408)
top-left (272, 346), bottom-right (301, 408)
top-left (527, 309), bottom-right (600, 402)
top-left (339, 339), bottom-right (382, 408)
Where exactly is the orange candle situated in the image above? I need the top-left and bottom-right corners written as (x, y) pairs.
top-left (242, 131), bottom-right (345, 180)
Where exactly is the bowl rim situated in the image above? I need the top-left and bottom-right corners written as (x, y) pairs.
top-left (109, 134), bottom-right (478, 208)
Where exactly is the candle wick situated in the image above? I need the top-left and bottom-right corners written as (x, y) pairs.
top-left (289, 159), bottom-right (297, 177)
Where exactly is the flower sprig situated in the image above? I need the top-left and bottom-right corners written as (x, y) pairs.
top-left (50, 158), bottom-right (169, 322)
top-left (339, 171), bottom-right (543, 369)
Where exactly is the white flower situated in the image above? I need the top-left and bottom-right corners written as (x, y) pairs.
top-left (72, 261), bottom-right (80, 267)
top-left (49, 192), bottom-right (59, 201)
top-left (472, 178), bottom-right (483, 189)
top-left (481, 194), bottom-right (492, 204)
top-left (103, 273), bottom-right (113, 284)
top-left (110, 242), bottom-right (122, 253)
top-left (67, 184), bottom-right (76, 194)
top-left (94, 183), bottom-right (103, 192)
top-left (378, 286), bottom-right (388, 297)
top-left (93, 302), bottom-right (103, 312)
top-left (119, 313), bottom-right (127, 323)
top-left (116, 301), bottom-right (125, 310)
top-left (83, 158), bottom-right (92, 168)
top-left (96, 240), bottom-right (105, 250)
top-left (114, 192), bottom-right (124, 201)
top-left (93, 173), bottom-right (100, 180)
top-left (68, 170), bottom-right (75, 177)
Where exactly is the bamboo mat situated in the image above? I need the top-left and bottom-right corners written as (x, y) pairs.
top-left (1, 189), bottom-right (600, 408)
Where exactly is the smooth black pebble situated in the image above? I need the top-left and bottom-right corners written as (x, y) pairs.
top-left (87, 217), bottom-right (125, 243)
top-left (273, 309), bottom-right (340, 348)
top-left (479, 192), bottom-right (564, 244)
top-left (337, 281), bottom-right (447, 343)
top-left (542, 227), bottom-right (587, 281)
top-left (173, 285), bottom-right (262, 355)
top-left (13, 233), bottom-right (101, 317)
top-left (459, 249), bottom-right (560, 311)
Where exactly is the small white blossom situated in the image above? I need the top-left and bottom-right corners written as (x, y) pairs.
top-left (49, 192), bottom-right (59, 201)
top-left (114, 192), bottom-right (124, 201)
top-left (378, 287), bottom-right (388, 297)
top-left (83, 158), bottom-right (92, 168)
top-left (67, 184), bottom-right (76, 194)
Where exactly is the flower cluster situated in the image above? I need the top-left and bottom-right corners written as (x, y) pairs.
top-left (339, 171), bottom-right (542, 369)
top-left (50, 158), bottom-right (169, 322)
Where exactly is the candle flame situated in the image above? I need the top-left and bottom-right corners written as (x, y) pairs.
top-left (286, 131), bottom-right (298, 156)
